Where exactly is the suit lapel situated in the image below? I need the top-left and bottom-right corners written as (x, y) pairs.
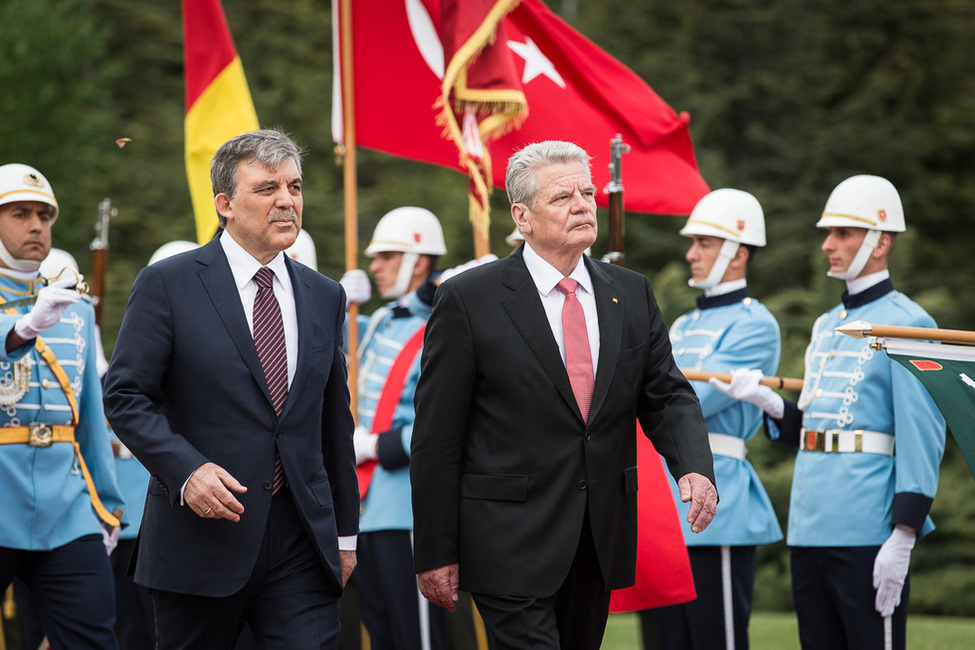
top-left (586, 258), bottom-right (622, 424)
top-left (196, 238), bottom-right (275, 411)
top-left (500, 252), bottom-right (581, 421)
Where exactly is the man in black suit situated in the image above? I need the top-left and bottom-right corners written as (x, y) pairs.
top-left (104, 130), bottom-right (358, 648)
top-left (411, 140), bottom-right (717, 650)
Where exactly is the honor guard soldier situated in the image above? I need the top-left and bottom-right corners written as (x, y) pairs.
top-left (340, 207), bottom-right (493, 650)
top-left (654, 189), bottom-right (783, 650)
top-left (712, 175), bottom-right (945, 650)
top-left (0, 163), bottom-right (126, 650)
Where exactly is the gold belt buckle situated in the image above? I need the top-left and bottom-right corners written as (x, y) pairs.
top-left (29, 423), bottom-right (53, 447)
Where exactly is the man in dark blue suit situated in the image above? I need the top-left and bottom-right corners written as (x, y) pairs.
top-left (104, 129), bottom-right (358, 649)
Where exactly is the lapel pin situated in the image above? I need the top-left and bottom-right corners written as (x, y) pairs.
top-left (612, 298), bottom-right (619, 304)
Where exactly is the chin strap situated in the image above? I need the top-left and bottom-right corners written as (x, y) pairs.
top-left (0, 240), bottom-right (41, 272)
top-left (827, 229), bottom-right (881, 280)
top-left (381, 252), bottom-right (419, 299)
top-left (689, 240), bottom-right (740, 290)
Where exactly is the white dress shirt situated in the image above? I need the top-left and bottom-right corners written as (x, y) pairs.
top-left (220, 231), bottom-right (298, 386)
top-left (522, 243), bottom-right (600, 375)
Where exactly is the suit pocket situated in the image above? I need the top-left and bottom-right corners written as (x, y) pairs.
top-left (460, 473), bottom-right (530, 502)
top-left (622, 466), bottom-right (638, 494)
top-left (311, 477), bottom-right (333, 507)
top-left (618, 343), bottom-right (646, 364)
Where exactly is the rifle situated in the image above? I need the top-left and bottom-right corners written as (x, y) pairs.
top-left (89, 198), bottom-right (116, 329)
top-left (601, 134), bottom-right (630, 267)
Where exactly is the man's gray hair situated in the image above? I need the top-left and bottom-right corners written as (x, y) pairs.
top-left (210, 129), bottom-right (303, 228)
top-left (505, 141), bottom-right (592, 209)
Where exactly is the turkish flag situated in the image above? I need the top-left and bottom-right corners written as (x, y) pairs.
top-left (334, 0), bottom-right (709, 216)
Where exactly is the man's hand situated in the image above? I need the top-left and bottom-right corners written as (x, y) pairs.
top-left (353, 426), bottom-right (379, 466)
top-left (340, 269), bottom-right (371, 307)
top-left (184, 462), bottom-right (247, 522)
top-left (340, 550), bottom-right (357, 587)
top-left (101, 523), bottom-right (120, 556)
top-left (417, 563), bottom-right (460, 612)
top-left (14, 275), bottom-right (82, 341)
top-left (709, 368), bottom-right (784, 419)
top-left (678, 472), bottom-right (717, 534)
top-left (873, 525), bottom-right (916, 617)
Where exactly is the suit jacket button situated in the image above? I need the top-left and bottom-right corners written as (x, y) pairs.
top-left (578, 480), bottom-right (587, 490)
top-left (263, 480), bottom-right (273, 490)
top-left (276, 431), bottom-right (282, 438)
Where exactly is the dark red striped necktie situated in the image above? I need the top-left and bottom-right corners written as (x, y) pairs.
top-left (253, 266), bottom-right (288, 493)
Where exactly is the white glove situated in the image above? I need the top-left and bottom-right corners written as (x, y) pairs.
top-left (873, 526), bottom-right (916, 616)
top-left (14, 275), bottom-right (82, 340)
top-left (340, 269), bottom-right (372, 306)
top-left (353, 425), bottom-right (379, 466)
top-left (709, 368), bottom-right (784, 419)
top-left (438, 254), bottom-right (499, 284)
top-left (101, 522), bottom-right (120, 556)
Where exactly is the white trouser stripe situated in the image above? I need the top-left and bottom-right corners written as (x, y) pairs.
top-left (721, 545), bottom-right (735, 650)
top-left (412, 530), bottom-right (432, 650)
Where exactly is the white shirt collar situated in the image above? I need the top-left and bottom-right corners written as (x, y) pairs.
top-left (522, 242), bottom-right (593, 297)
top-left (703, 278), bottom-right (747, 297)
top-left (846, 269), bottom-right (890, 296)
top-left (219, 230), bottom-right (290, 290)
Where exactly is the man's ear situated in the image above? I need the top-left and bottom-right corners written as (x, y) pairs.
top-left (414, 254), bottom-right (432, 278)
top-left (511, 204), bottom-right (531, 235)
top-left (215, 194), bottom-right (233, 223)
top-left (873, 232), bottom-right (892, 259)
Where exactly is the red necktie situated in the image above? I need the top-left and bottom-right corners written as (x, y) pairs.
top-left (556, 278), bottom-right (594, 422)
top-left (253, 266), bottom-right (288, 493)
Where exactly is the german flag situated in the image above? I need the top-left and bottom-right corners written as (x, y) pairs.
top-left (183, 0), bottom-right (259, 244)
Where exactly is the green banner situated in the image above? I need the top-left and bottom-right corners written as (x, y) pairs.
top-left (886, 339), bottom-right (975, 481)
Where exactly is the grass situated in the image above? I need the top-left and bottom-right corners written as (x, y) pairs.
top-left (602, 611), bottom-right (975, 649)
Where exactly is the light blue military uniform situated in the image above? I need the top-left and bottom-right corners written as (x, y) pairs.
top-left (770, 278), bottom-right (945, 544)
top-left (0, 273), bottom-right (126, 551)
top-left (354, 288), bottom-right (432, 532)
top-left (668, 286), bottom-right (783, 546)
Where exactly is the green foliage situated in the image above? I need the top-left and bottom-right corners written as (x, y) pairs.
top-left (3, 0), bottom-right (975, 614)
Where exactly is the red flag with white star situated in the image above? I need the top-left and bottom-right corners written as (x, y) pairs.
top-left (333, 0), bottom-right (709, 218)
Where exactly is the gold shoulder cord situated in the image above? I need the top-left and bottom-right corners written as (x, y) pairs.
top-left (1, 296), bottom-right (120, 528)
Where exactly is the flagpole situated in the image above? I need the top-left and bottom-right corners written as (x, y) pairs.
top-left (836, 320), bottom-right (975, 345)
top-left (682, 369), bottom-right (804, 392)
top-left (339, 0), bottom-right (359, 415)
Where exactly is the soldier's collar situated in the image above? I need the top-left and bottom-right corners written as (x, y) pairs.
top-left (696, 287), bottom-right (751, 310)
top-left (841, 278), bottom-right (894, 309)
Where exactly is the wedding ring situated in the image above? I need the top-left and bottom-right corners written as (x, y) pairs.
top-left (204, 507), bottom-right (212, 515)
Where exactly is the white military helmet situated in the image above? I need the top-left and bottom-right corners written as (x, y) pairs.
top-left (0, 163), bottom-right (59, 222)
top-left (680, 189), bottom-right (766, 246)
top-left (0, 164), bottom-right (60, 272)
top-left (364, 207), bottom-right (447, 257)
top-left (148, 240), bottom-right (200, 265)
top-left (816, 175), bottom-right (904, 280)
top-left (816, 175), bottom-right (905, 233)
top-left (680, 188), bottom-right (765, 290)
top-left (365, 207), bottom-right (446, 299)
top-left (286, 229), bottom-right (318, 271)
top-left (39, 248), bottom-right (80, 279)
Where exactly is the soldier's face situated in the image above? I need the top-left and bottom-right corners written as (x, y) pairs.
top-left (685, 235), bottom-right (724, 283)
top-left (217, 159), bottom-right (302, 265)
top-left (0, 201), bottom-right (53, 267)
top-left (369, 251), bottom-right (404, 297)
top-left (822, 226), bottom-right (867, 276)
